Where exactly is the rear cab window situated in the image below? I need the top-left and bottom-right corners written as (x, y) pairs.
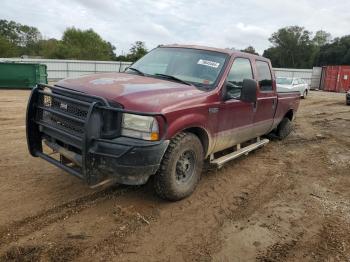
top-left (256, 60), bottom-right (273, 92)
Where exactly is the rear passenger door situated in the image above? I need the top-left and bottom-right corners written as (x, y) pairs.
top-left (253, 60), bottom-right (277, 136)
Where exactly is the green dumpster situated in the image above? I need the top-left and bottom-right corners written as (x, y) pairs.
top-left (0, 62), bottom-right (48, 89)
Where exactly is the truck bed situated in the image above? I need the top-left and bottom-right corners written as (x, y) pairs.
top-left (273, 91), bottom-right (301, 128)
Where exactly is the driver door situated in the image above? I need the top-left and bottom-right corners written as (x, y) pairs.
top-left (214, 57), bottom-right (255, 152)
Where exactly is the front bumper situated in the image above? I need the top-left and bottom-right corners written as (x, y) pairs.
top-left (26, 84), bottom-right (168, 186)
top-left (89, 137), bottom-right (169, 185)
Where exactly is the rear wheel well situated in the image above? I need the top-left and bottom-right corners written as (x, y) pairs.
top-left (183, 127), bottom-right (209, 156)
top-left (284, 109), bottom-right (294, 121)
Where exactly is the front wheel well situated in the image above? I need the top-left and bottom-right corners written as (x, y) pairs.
top-left (183, 127), bottom-right (209, 156)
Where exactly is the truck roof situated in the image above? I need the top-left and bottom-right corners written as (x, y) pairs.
top-left (161, 44), bottom-right (269, 61)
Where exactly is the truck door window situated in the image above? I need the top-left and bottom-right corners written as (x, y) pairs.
top-left (226, 58), bottom-right (253, 99)
top-left (256, 60), bottom-right (273, 91)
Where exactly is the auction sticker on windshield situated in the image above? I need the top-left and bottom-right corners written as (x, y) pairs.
top-left (197, 59), bottom-right (220, 68)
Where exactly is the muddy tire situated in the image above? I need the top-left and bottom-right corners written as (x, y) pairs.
top-left (276, 118), bottom-right (293, 140)
top-left (154, 132), bottom-right (203, 201)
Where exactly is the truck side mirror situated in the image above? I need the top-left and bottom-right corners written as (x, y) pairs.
top-left (240, 79), bottom-right (257, 103)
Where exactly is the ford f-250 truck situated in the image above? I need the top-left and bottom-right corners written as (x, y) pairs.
top-left (26, 45), bottom-right (300, 200)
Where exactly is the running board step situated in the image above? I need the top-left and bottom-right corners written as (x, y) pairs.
top-left (211, 138), bottom-right (269, 168)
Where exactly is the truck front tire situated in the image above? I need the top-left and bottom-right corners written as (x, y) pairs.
top-left (277, 117), bottom-right (293, 140)
top-left (154, 132), bottom-right (203, 201)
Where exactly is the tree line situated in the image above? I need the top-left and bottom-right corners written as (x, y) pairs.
top-left (1, 19), bottom-right (349, 68)
top-left (262, 26), bottom-right (350, 68)
top-left (0, 19), bottom-right (147, 62)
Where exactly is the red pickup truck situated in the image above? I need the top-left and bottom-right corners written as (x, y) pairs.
top-left (26, 45), bottom-right (300, 200)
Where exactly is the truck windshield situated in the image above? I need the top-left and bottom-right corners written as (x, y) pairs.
top-left (126, 47), bottom-right (228, 88)
top-left (277, 77), bottom-right (293, 85)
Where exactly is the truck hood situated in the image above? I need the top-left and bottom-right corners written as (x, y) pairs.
top-left (55, 72), bottom-right (208, 112)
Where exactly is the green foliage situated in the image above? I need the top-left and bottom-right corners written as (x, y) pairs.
top-left (313, 30), bottom-right (332, 46)
top-left (240, 46), bottom-right (259, 55)
top-left (0, 19), bottom-right (41, 47)
top-left (127, 41), bottom-right (148, 62)
top-left (315, 35), bottom-right (350, 66)
top-left (0, 35), bottom-right (19, 57)
top-left (262, 47), bottom-right (283, 67)
top-left (263, 26), bottom-right (316, 68)
top-left (262, 26), bottom-right (345, 68)
top-left (0, 20), bottom-right (118, 60)
top-left (0, 19), bottom-right (42, 57)
top-left (57, 27), bottom-right (116, 60)
top-left (115, 55), bottom-right (129, 61)
top-left (35, 39), bottom-right (62, 58)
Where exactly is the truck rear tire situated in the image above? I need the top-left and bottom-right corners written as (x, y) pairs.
top-left (154, 132), bottom-right (203, 201)
top-left (277, 117), bottom-right (293, 140)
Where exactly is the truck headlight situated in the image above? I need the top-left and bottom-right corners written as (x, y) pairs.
top-left (121, 113), bottom-right (159, 141)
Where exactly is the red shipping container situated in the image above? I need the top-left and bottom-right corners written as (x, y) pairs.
top-left (321, 65), bottom-right (350, 93)
top-left (338, 66), bottom-right (350, 92)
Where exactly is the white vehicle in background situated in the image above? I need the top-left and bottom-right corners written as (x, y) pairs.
top-left (276, 77), bottom-right (310, 98)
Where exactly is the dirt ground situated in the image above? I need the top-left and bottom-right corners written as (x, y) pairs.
top-left (0, 89), bottom-right (349, 262)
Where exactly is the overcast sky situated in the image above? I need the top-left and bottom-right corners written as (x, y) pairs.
top-left (1, 0), bottom-right (350, 55)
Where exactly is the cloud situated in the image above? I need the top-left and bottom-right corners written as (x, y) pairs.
top-left (1, 0), bottom-right (350, 55)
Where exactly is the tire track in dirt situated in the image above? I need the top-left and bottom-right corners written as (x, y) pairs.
top-left (300, 217), bottom-right (350, 261)
top-left (307, 109), bottom-right (350, 118)
top-left (253, 139), bottom-right (350, 261)
top-left (76, 202), bottom-right (160, 261)
top-left (227, 173), bottom-right (294, 222)
top-left (257, 214), bottom-right (350, 261)
top-left (1, 243), bottom-right (82, 262)
top-left (91, 142), bottom-right (299, 262)
top-left (212, 134), bottom-right (332, 261)
top-left (0, 196), bottom-right (158, 262)
top-left (78, 170), bottom-right (281, 261)
top-left (180, 162), bottom-right (296, 262)
top-left (0, 185), bottom-right (132, 248)
top-left (256, 236), bottom-right (302, 262)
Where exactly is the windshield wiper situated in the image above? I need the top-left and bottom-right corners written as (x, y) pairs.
top-left (127, 67), bottom-right (145, 76)
top-left (154, 73), bottom-right (192, 86)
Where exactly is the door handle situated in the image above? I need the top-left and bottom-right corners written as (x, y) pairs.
top-left (272, 99), bottom-right (276, 109)
top-left (253, 101), bottom-right (257, 112)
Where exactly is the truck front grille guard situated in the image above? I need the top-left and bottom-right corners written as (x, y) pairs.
top-left (26, 83), bottom-right (168, 185)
